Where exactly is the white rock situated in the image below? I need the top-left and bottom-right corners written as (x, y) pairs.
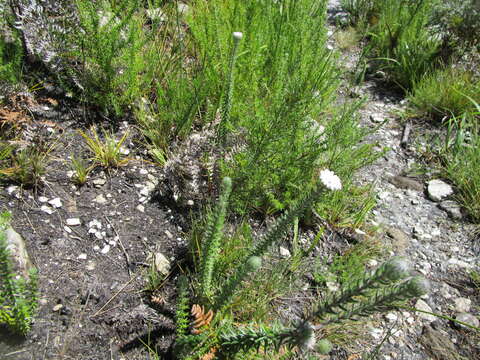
top-left (136, 204), bottom-right (145, 213)
top-left (100, 245), bottom-right (110, 254)
top-left (385, 312), bottom-right (398, 322)
top-left (64, 226), bottom-right (72, 234)
top-left (279, 246), bottom-right (291, 258)
top-left (149, 252), bottom-right (171, 275)
top-left (66, 218), bottom-right (81, 226)
top-left (7, 185), bottom-right (18, 194)
top-left (370, 327), bottom-right (383, 340)
top-left (88, 219), bottom-right (102, 229)
top-left (427, 179), bottom-right (453, 202)
top-left (93, 245), bottom-right (100, 251)
top-left (48, 197), bottom-right (63, 208)
top-left (38, 196), bottom-right (49, 203)
top-left (86, 261), bottom-right (96, 271)
top-left (78, 253), bottom-right (87, 260)
top-left (139, 188), bottom-right (150, 197)
top-left (41, 205), bottom-right (54, 214)
top-left (5, 227), bottom-right (33, 278)
top-left (93, 178), bottom-right (106, 186)
top-left (454, 297), bottom-right (471, 313)
top-left (139, 168), bottom-right (148, 175)
top-left (415, 300), bottom-right (436, 322)
top-left (164, 230), bottom-right (173, 239)
top-left (186, 199), bottom-right (194, 206)
top-left (52, 304), bottom-right (63, 312)
top-left (94, 194), bottom-right (107, 204)
top-left (455, 313), bottom-right (479, 330)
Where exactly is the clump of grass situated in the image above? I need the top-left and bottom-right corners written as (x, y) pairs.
top-left (0, 146), bottom-right (50, 188)
top-left (408, 67), bottom-right (480, 121)
top-left (70, 155), bottom-right (91, 186)
top-left (79, 127), bottom-right (129, 169)
top-left (0, 211), bottom-right (38, 335)
top-left (335, 27), bottom-right (361, 50)
top-left (364, 0), bottom-right (442, 91)
top-left (438, 105), bottom-right (480, 222)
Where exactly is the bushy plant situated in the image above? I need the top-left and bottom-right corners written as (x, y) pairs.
top-left (187, 0), bottom-right (378, 215)
top-left (174, 175), bottom-right (430, 359)
top-left (409, 67), bottom-right (480, 121)
top-left (437, 97), bottom-right (480, 222)
top-left (0, 211), bottom-right (38, 335)
top-left (355, 0), bottom-right (442, 91)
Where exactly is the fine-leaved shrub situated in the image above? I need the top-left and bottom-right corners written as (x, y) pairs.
top-left (0, 211), bottom-right (38, 335)
top-left (174, 175), bottom-right (430, 359)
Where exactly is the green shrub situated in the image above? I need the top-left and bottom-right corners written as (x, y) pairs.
top-left (437, 98), bottom-right (480, 222)
top-left (0, 212), bottom-right (38, 335)
top-left (0, 36), bottom-right (23, 84)
top-left (409, 67), bottom-right (480, 121)
top-left (174, 177), bottom-right (430, 358)
top-left (359, 0), bottom-right (442, 91)
top-left (186, 0), bottom-right (378, 216)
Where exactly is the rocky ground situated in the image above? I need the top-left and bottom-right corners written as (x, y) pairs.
top-left (1, 1), bottom-right (479, 360)
top-left (327, 1), bottom-right (480, 359)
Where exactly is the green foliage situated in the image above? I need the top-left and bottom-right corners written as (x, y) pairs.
top-left (176, 171), bottom-right (428, 358)
top-left (436, 97), bottom-right (480, 222)
top-left (200, 177), bottom-right (232, 298)
top-left (363, 0), bottom-right (442, 91)
top-left (79, 126), bottom-right (129, 169)
top-left (431, 0), bottom-right (480, 49)
top-left (0, 212), bottom-right (38, 335)
top-left (70, 155), bottom-right (91, 186)
top-left (308, 257), bottom-right (419, 322)
top-left (0, 34), bottom-right (23, 84)
top-left (409, 67), bottom-right (480, 121)
top-left (1, 146), bottom-right (49, 188)
top-left (188, 0), bottom-right (374, 215)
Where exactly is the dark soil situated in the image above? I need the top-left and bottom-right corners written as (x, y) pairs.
top-left (0, 90), bottom-right (185, 359)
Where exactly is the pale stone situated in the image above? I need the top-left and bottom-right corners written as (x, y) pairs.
top-left (66, 218), bottom-right (81, 226)
top-left (150, 252), bottom-right (170, 275)
top-left (77, 253), bottom-right (87, 260)
top-left (454, 297), bottom-right (471, 313)
top-left (279, 246), bottom-right (291, 258)
top-left (4, 227), bottom-right (33, 278)
top-left (100, 245), bottom-right (110, 254)
top-left (41, 205), bottom-right (54, 214)
top-left (94, 194), bottom-right (107, 204)
top-left (455, 313), bottom-right (479, 330)
top-left (48, 197), bottom-right (63, 208)
top-left (52, 304), bottom-right (63, 312)
top-left (415, 299), bottom-right (436, 322)
top-left (427, 179), bottom-right (453, 202)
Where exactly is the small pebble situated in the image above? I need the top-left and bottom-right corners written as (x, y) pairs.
top-left (66, 218), bottom-right (81, 226)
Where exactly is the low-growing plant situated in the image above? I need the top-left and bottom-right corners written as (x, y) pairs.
top-left (357, 0), bottom-right (442, 91)
top-left (0, 146), bottom-right (49, 188)
top-left (408, 67), bottom-right (480, 121)
top-left (70, 155), bottom-right (91, 186)
top-left (0, 32), bottom-right (24, 85)
top-left (79, 126), bottom-right (129, 169)
top-left (173, 174), bottom-right (429, 358)
top-left (0, 211), bottom-right (38, 335)
top-left (437, 99), bottom-right (480, 221)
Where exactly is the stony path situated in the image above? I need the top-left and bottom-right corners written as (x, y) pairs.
top-left (327, 1), bottom-right (480, 359)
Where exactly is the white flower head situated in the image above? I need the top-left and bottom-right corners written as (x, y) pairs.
top-left (232, 32), bottom-right (243, 41)
top-left (319, 169), bottom-right (342, 191)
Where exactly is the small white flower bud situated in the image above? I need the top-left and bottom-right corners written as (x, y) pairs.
top-left (232, 32), bottom-right (243, 41)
